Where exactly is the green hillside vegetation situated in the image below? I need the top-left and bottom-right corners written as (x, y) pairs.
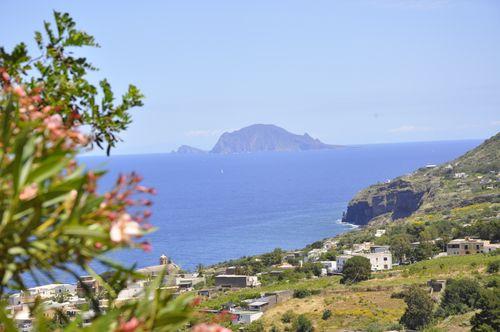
top-left (194, 252), bottom-right (499, 331)
top-left (343, 133), bottom-right (499, 225)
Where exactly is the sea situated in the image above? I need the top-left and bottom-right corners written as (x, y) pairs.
top-left (77, 139), bottom-right (482, 273)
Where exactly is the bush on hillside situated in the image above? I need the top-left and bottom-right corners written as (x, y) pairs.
top-left (341, 256), bottom-right (371, 284)
top-left (487, 260), bottom-right (499, 274)
top-left (400, 285), bottom-right (434, 330)
top-left (470, 287), bottom-right (500, 332)
top-left (293, 314), bottom-right (314, 332)
top-left (281, 310), bottom-right (297, 323)
top-left (293, 288), bottom-right (321, 299)
top-left (440, 278), bottom-right (481, 316)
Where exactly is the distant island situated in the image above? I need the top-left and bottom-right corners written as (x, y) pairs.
top-left (172, 145), bottom-right (208, 154)
top-left (174, 124), bottom-right (342, 154)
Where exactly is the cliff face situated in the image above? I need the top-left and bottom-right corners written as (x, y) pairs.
top-left (211, 124), bottom-right (340, 154)
top-left (343, 179), bottom-right (427, 225)
top-left (342, 132), bottom-right (500, 225)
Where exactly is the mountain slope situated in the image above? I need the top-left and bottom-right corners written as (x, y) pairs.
top-left (211, 124), bottom-right (340, 154)
top-left (342, 133), bottom-right (500, 225)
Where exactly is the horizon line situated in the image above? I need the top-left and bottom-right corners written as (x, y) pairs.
top-left (81, 137), bottom-right (487, 158)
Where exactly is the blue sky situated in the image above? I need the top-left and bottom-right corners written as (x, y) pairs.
top-left (1, 0), bottom-right (499, 154)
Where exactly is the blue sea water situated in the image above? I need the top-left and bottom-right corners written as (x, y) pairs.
top-left (77, 139), bottom-right (482, 273)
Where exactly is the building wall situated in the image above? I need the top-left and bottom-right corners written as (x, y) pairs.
top-left (447, 241), bottom-right (484, 255)
top-left (215, 275), bottom-right (248, 288)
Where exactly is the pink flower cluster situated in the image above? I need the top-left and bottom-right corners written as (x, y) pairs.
top-left (0, 67), bottom-right (89, 148)
top-left (97, 172), bottom-right (156, 250)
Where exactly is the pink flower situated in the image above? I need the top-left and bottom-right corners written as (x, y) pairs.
top-left (19, 183), bottom-right (38, 201)
top-left (13, 85), bottom-right (26, 97)
top-left (135, 185), bottom-right (149, 193)
top-left (110, 213), bottom-right (142, 243)
top-left (117, 317), bottom-right (140, 332)
top-left (192, 324), bottom-right (232, 332)
top-left (44, 114), bottom-right (63, 131)
top-left (1, 71), bottom-right (10, 82)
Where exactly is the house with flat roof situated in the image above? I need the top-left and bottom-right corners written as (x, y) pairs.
top-left (230, 309), bottom-right (263, 324)
top-left (447, 238), bottom-right (483, 255)
top-left (243, 295), bottom-right (277, 312)
top-left (483, 241), bottom-right (500, 253)
top-left (336, 251), bottom-right (392, 272)
top-left (447, 238), bottom-right (500, 255)
top-left (214, 275), bottom-right (260, 289)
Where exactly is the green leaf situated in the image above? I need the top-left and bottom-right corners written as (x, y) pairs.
top-left (27, 152), bottom-right (69, 185)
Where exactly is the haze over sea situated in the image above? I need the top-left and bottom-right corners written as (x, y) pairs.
top-left (83, 139), bottom-right (481, 272)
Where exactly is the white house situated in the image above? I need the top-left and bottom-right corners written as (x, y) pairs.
top-left (363, 251), bottom-right (392, 271)
top-left (483, 241), bottom-right (500, 253)
top-left (230, 309), bottom-right (263, 324)
top-left (319, 261), bottom-right (337, 275)
top-left (9, 284), bottom-right (76, 306)
top-left (336, 251), bottom-right (392, 272)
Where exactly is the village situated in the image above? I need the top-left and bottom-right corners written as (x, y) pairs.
top-left (6, 234), bottom-right (499, 331)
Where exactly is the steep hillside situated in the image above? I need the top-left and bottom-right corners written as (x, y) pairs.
top-left (211, 124), bottom-right (341, 154)
top-left (343, 133), bottom-right (500, 225)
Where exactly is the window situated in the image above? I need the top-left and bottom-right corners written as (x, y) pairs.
top-left (384, 257), bottom-right (388, 261)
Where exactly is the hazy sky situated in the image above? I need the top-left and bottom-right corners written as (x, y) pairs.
top-left (1, 0), bottom-right (499, 154)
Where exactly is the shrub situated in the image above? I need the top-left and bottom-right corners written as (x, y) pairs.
top-left (293, 314), bottom-right (314, 332)
top-left (281, 310), bottom-right (296, 323)
top-left (293, 289), bottom-right (319, 298)
top-left (470, 287), bottom-right (500, 332)
top-left (440, 278), bottom-right (481, 316)
top-left (400, 285), bottom-right (434, 330)
top-left (341, 256), bottom-right (371, 283)
top-left (322, 309), bottom-right (332, 320)
top-left (298, 262), bottom-right (323, 277)
top-left (487, 260), bottom-right (499, 274)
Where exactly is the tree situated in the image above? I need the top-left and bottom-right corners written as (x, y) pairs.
top-left (400, 285), bottom-right (434, 330)
top-left (320, 250), bottom-right (337, 261)
top-left (390, 234), bottom-right (412, 264)
top-left (471, 288), bottom-right (500, 332)
top-left (440, 278), bottom-right (481, 316)
top-left (322, 309), bottom-right (332, 320)
top-left (261, 248), bottom-right (283, 266)
top-left (196, 263), bottom-right (204, 276)
top-left (293, 314), bottom-right (314, 332)
top-left (298, 262), bottom-right (323, 277)
top-left (341, 256), bottom-right (371, 283)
